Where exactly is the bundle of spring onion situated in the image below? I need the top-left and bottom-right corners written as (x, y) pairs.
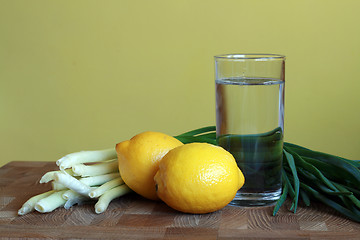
top-left (19, 126), bottom-right (360, 222)
top-left (18, 149), bottom-right (131, 215)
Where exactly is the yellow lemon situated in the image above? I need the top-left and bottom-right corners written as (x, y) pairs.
top-left (154, 142), bottom-right (244, 214)
top-left (115, 131), bottom-right (183, 200)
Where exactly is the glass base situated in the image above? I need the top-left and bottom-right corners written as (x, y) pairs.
top-left (229, 189), bottom-right (282, 207)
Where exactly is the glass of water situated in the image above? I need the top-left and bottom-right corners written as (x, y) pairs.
top-left (215, 54), bottom-right (286, 206)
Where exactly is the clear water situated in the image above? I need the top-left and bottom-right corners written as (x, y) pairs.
top-left (216, 77), bottom-right (284, 206)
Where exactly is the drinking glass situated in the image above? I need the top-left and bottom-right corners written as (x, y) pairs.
top-left (215, 54), bottom-right (285, 206)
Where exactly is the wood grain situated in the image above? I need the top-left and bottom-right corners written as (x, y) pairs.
top-left (0, 161), bottom-right (359, 239)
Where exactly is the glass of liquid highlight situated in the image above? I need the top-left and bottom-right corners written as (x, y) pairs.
top-left (215, 54), bottom-right (285, 206)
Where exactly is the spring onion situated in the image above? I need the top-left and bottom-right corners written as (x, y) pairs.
top-left (51, 181), bottom-right (68, 191)
top-left (53, 172), bottom-right (92, 196)
top-left (34, 190), bottom-right (67, 213)
top-left (94, 185), bottom-right (131, 214)
top-left (72, 159), bottom-right (118, 177)
top-left (89, 177), bottom-right (124, 198)
top-left (57, 148), bottom-right (117, 170)
top-left (62, 190), bottom-right (89, 210)
top-left (18, 190), bottom-right (55, 215)
top-left (40, 169), bottom-right (76, 183)
top-left (18, 148), bottom-right (129, 215)
top-left (79, 173), bottom-right (120, 186)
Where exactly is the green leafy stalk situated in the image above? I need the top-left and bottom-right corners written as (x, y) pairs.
top-left (283, 150), bottom-right (300, 213)
top-left (272, 176), bottom-right (289, 216)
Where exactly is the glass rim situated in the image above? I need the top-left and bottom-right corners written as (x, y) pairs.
top-left (214, 53), bottom-right (285, 60)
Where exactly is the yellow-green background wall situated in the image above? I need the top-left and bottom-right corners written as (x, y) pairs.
top-left (1, 0), bottom-right (359, 166)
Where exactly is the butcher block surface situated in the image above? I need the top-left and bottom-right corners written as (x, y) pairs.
top-left (0, 161), bottom-right (359, 239)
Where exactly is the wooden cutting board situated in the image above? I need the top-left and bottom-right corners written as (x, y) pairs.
top-left (0, 161), bottom-right (359, 239)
